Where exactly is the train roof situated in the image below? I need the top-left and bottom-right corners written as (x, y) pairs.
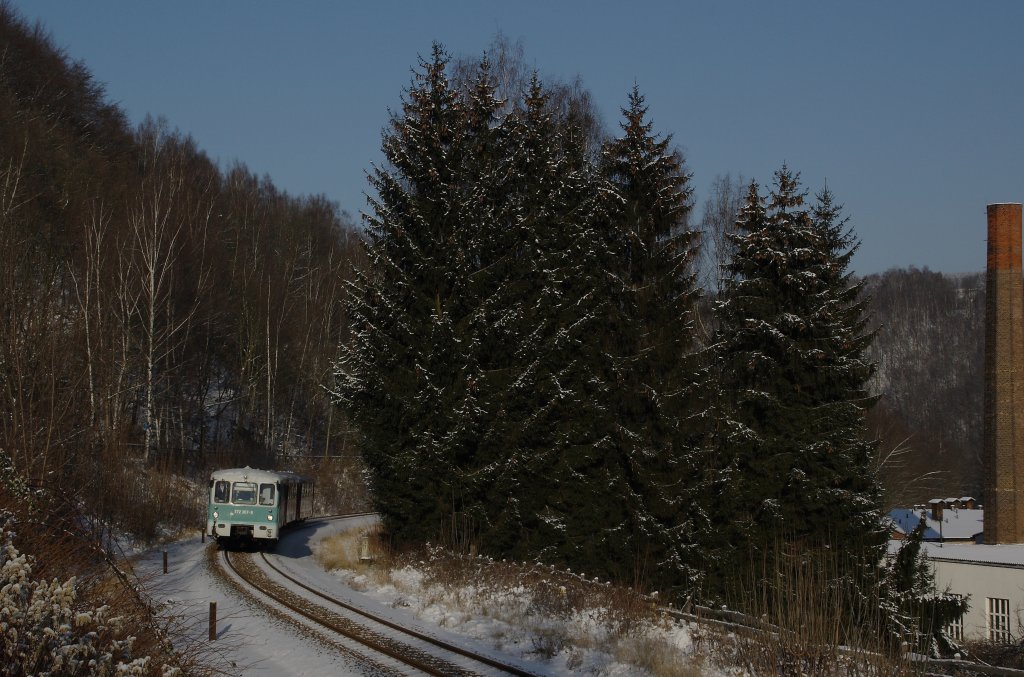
top-left (209, 466), bottom-right (309, 484)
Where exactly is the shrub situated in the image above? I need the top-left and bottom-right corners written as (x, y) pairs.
top-left (0, 511), bottom-right (176, 676)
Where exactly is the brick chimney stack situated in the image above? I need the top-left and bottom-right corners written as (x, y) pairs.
top-left (984, 202), bottom-right (1024, 544)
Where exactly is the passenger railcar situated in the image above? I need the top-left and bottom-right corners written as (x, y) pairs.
top-left (206, 467), bottom-right (314, 547)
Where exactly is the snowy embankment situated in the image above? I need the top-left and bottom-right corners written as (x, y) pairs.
top-left (136, 516), bottom-right (726, 676)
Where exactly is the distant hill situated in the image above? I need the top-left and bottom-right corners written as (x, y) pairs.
top-left (0, 2), bottom-right (364, 537)
top-left (0, 0), bottom-right (990, 527)
top-left (863, 267), bottom-right (984, 506)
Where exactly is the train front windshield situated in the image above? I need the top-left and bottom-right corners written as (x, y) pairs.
top-left (212, 480), bottom-right (278, 506)
top-left (232, 482), bottom-right (257, 504)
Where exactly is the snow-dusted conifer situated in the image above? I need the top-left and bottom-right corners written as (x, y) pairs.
top-left (475, 76), bottom-right (614, 563)
top-left (590, 87), bottom-right (706, 591)
top-left (883, 519), bottom-right (968, 656)
top-left (335, 54), bottom-right (702, 591)
top-left (335, 44), bottom-right (486, 545)
top-left (709, 167), bottom-right (885, 598)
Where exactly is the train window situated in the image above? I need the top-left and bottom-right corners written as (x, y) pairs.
top-left (213, 481), bottom-right (229, 504)
top-left (232, 482), bottom-right (257, 505)
top-left (259, 483), bottom-right (275, 506)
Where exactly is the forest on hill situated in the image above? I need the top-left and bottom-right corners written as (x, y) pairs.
top-left (0, 5), bottom-right (368, 538)
top-left (0, 4), bottom-right (984, 668)
top-left (0, 0), bottom-right (988, 565)
top-left (865, 268), bottom-right (984, 504)
top-left (0, 0), bottom-right (987, 553)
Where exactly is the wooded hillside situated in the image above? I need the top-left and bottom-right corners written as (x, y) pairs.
top-left (0, 5), bottom-right (366, 536)
top-left (0, 1), bottom-right (987, 554)
top-left (0, 7), bottom-right (984, 669)
top-left (865, 268), bottom-right (984, 505)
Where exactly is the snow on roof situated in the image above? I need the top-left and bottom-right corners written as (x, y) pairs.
top-left (887, 540), bottom-right (1024, 568)
top-left (209, 466), bottom-right (308, 483)
top-left (887, 507), bottom-right (983, 541)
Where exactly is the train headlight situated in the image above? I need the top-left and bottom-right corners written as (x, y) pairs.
top-left (267, 514), bottom-right (274, 521)
top-left (212, 511), bottom-right (219, 520)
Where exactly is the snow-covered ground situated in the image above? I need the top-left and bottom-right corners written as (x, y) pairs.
top-left (136, 516), bottom-right (718, 676)
top-left (137, 516), bottom-right (387, 675)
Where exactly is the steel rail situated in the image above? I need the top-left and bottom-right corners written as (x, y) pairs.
top-left (223, 547), bottom-right (466, 676)
top-left (257, 548), bottom-right (539, 677)
top-left (220, 513), bottom-right (538, 677)
top-left (662, 606), bottom-right (1024, 677)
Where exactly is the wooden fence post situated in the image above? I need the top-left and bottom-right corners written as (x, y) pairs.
top-left (209, 601), bottom-right (217, 641)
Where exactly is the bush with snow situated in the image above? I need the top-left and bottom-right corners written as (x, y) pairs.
top-left (0, 511), bottom-right (176, 676)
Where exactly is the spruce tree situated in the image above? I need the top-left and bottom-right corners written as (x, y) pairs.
top-left (336, 53), bottom-right (616, 557)
top-left (597, 86), bottom-right (706, 591)
top-left (883, 520), bottom-right (969, 656)
top-left (336, 44), bottom-right (483, 545)
top-left (475, 76), bottom-right (613, 563)
top-left (710, 167), bottom-right (885, 599)
top-left (337, 54), bottom-right (708, 593)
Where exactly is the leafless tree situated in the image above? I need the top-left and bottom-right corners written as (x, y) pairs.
top-left (697, 172), bottom-right (746, 296)
top-left (452, 33), bottom-right (605, 154)
top-left (126, 120), bottom-right (214, 461)
top-left (0, 142), bottom-right (82, 478)
top-left (68, 201), bottom-right (111, 433)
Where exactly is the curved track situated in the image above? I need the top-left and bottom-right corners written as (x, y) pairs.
top-left (218, 516), bottom-right (539, 677)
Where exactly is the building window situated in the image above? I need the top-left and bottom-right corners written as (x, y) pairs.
top-left (946, 594), bottom-right (963, 641)
top-left (987, 597), bottom-right (1011, 642)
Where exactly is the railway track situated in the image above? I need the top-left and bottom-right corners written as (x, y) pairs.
top-left (216, 516), bottom-right (539, 677)
top-left (203, 513), bottom-right (1024, 677)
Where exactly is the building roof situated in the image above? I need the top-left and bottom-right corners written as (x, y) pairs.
top-left (887, 507), bottom-right (984, 541)
top-left (887, 540), bottom-right (1024, 568)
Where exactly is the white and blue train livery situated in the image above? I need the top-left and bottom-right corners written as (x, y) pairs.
top-left (206, 467), bottom-right (313, 546)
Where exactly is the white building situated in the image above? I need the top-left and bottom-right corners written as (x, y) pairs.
top-left (887, 499), bottom-right (1024, 642)
top-left (911, 542), bottom-right (1024, 642)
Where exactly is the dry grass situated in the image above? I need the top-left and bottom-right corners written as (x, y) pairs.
top-left (699, 544), bottom-right (926, 677)
top-left (317, 530), bottom-right (714, 675)
top-left (316, 534), bottom-right (942, 676)
top-left (316, 523), bottom-right (389, 576)
top-left (963, 630), bottom-right (1024, 670)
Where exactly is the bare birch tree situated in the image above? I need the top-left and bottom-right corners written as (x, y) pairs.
top-left (697, 172), bottom-right (746, 295)
top-left (127, 121), bottom-right (213, 461)
top-left (0, 143), bottom-right (81, 478)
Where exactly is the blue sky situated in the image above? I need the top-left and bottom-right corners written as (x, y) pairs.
top-left (13, 1), bottom-right (1024, 274)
